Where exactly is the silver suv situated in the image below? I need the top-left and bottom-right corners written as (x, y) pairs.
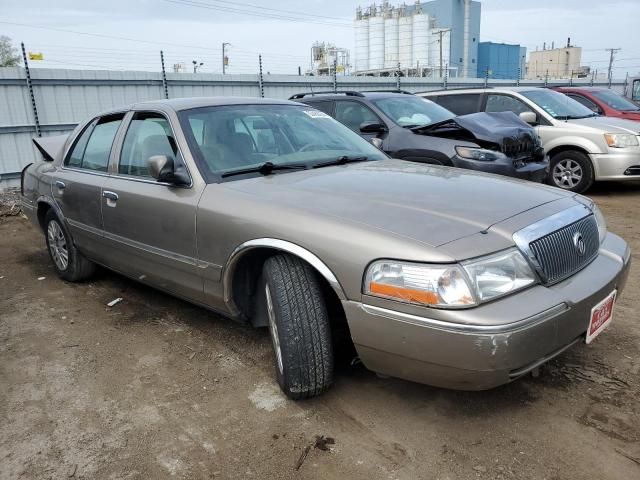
top-left (421, 87), bottom-right (640, 192)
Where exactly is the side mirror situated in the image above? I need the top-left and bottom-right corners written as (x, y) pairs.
top-left (147, 155), bottom-right (190, 186)
top-left (519, 111), bottom-right (537, 125)
top-left (360, 121), bottom-right (387, 134)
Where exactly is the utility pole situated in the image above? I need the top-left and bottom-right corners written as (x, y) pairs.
top-left (222, 42), bottom-right (231, 74)
top-left (605, 48), bottom-right (621, 87)
top-left (436, 29), bottom-right (452, 78)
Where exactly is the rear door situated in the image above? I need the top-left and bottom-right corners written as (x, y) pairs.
top-left (52, 113), bottom-right (125, 261)
top-left (100, 110), bottom-right (205, 302)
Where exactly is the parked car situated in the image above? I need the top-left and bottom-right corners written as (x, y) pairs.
top-left (290, 90), bottom-right (548, 182)
top-left (553, 86), bottom-right (640, 121)
top-left (21, 97), bottom-right (630, 399)
top-left (624, 76), bottom-right (640, 103)
top-left (421, 87), bottom-right (640, 192)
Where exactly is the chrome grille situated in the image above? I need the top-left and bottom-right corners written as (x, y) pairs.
top-left (528, 215), bottom-right (599, 284)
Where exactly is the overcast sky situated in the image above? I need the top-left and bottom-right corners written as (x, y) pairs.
top-left (1, 0), bottom-right (639, 77)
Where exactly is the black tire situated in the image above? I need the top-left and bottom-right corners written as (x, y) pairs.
top-left (548, 150), bottom-right (594, 193)
top-left (261, 254), bottom-right (334, 399)
top-left (44, 209), bottom-right (95, 282)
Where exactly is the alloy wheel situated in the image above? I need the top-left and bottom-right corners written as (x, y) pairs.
top-left (47, 220), bottom-right (69, 271)
top-left (552, 158), bottom-right (583, 189)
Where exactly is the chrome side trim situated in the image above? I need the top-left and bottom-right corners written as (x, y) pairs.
top-left (359, 302), bottom-right (569, 334)
top-left (66, 219), bottom-right (222, 272)
top-left (223, 238), bottom-right (347, 317)
top-left (513, 204), bottom-right (592, 277)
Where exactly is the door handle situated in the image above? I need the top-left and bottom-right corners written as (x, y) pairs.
top-left (103, 190), bottom-right (119, 207)
top-left (102, 191), bottom-right (119, 201)
top-left (55, 180), bottom-right (66, 190)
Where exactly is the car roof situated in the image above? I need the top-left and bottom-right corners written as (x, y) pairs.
top-left (95, 96), bottom-right (299, 117)
top-left (421, 86), bottom-right (542, 95)
top-left (292, 91), bottom-right (413, 101)
top-left (552, 86), bottom-right (609, 92)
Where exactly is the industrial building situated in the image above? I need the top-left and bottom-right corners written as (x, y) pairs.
top-left (477, 42), bottom-right (526, 80)
top-left (526, 40), bottom-right (583, 79)
top-left (307, 42), bottom-right (351, 76)
top-left (354, 0), bottom-right (480, 78)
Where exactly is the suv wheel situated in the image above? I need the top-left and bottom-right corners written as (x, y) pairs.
top-left (549, 151), bottom-right (594, 193)
top-left (44, 210), bottom-right (95, 282)
top-left (261, 254), bottom-right (334, 399)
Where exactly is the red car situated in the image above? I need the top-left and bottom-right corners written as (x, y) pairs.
top-left (554, 86), bottom-right (640, 122)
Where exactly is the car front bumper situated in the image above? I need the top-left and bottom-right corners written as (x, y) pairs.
top-left (452, 155), bottom-right (549, 183)
top-left (343, 232), bottom-right (631, 391)
top-left (591, 151), bottom-right (640, 180)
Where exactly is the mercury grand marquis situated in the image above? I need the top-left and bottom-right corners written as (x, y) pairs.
top-left (21, 97), bottom-right (631, 399)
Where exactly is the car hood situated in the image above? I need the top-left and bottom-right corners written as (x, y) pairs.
top-left (222, 159), bottom-right (571, 247)
top-left (568, 116), bottom-right (640, 133)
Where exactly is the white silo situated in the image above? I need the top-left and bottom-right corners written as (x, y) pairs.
top-left (354, 17), bottom-right (370, 72)
top-left (368, 13), bottom-right (385, 70)
top-left (383, 13), bottom-right (399, 69)
top-left (412, 13), bottom-right (429, 70)
top-left (398, 13), bottom-right (413, 69)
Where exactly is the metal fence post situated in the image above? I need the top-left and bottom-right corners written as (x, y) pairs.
top-left (590, 71), bottom-right (595, 86)
top-left (444, 63), bottom-right (448, 90)
top-left (160, 50), bottom-right (169, 99)
top-left (544, 70), bottom-right (549, 88)
top-left (396, 62), bottom-right (401, 91)
top-left (333, 58), bottom-right (337, 93)
top-left (484, 68), bottom-right (488, 88)
top-left (258, 55), bottom-right (264, 98)
top-left (516, 67), bottom-right (521, 87)
top-left (21, 42), bottom-right (41, 137)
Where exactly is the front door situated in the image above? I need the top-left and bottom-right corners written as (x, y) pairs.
top-left (100, 111), bottom-right (205, 302)
top-left (52, 113), bottom-right (124, 262)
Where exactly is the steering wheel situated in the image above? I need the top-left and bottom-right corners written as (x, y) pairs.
top-left (299, 143), bottom-right (325, 152)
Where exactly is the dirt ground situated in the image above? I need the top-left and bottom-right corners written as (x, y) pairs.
top-left (1, 183), bottom-right (639, 480)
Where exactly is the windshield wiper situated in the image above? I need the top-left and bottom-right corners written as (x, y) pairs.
top-left (312, 155), bottom-right (369, 169)
top-left (221, 161), bottom-right (307, 178)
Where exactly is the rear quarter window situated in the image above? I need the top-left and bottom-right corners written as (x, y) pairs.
top-left (432, 94), bottom-right (481, 115)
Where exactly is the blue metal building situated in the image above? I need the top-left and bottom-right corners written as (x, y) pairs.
top-left (477, 42), bottom-right (527, 80)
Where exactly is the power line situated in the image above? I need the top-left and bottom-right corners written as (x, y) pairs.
top-left (159, 0), bottom-right (351, 27)
top-left (190, 0), bottom-right (350, 22)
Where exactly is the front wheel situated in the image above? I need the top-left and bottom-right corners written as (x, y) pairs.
top-left (44, 209), bottom-right (95, 282)
top-left (261, 254), bottom-right (334, 399)
top-left (548, 151), bottom-right (594, 193)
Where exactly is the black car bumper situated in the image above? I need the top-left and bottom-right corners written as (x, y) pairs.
top-left (452, 155), bottom-right (549, 183)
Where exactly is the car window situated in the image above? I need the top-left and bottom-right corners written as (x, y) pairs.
top-left (433, 94), bottom-right (481, 115)
top-left (633, 80), bottom-right (640, 102)
top-left (520, 89), bottom-right (596, 119)
top-left (566, 94), bottom-right (599, 112)
top-left (372, 96), bottom-right (455, 127)
top-left (485, 94), bottom-right (534, 115)
top-left (335, 101), bottom-right (382, 132)
top-left (591, 89), bottom-right (640, 112)
top-left (305, 101), bottom-right (334, 116)
top-left (65, 114), bottom-right (123, 172)
top-left (119, 112), bottom-right (178, 177)
top-left (178, 104), bottom-right (387, 181)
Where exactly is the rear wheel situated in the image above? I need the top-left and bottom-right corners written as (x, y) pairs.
top-left (44, 210), bottom-right (95, 282)
top-left (548, 150), bottom-right (594, 193)
top-left (261, 254), bottom-right (334, 399)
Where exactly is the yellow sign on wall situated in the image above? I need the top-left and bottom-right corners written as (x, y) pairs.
top-left (28, 52), bottom-right (44, 61)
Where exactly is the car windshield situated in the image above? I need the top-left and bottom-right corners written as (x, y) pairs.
top-left (178, 104), bottom-right (387, 181)
top-left (592, 89), bottom-right (640, 111)
top-left (521, 89), bottom-right (597, 120)
top-left (371, 96), bottom-right (455, 127)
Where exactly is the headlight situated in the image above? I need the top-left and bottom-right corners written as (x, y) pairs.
top-left (455, 146), bottom-right (506, 161)
top-left (590, 203), bottom-right (607, 244)
top-left (604, 133), bottom-right (639, 148)
top-left (462, 248), bottom-right (537, 302)
top-left (364, 249), bottom-right (538, 308)
top-left (364, 261), bottom-right (475, 308)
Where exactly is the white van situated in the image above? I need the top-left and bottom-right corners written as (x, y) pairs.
top-left (421, 87), bottom-right (640, 193)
